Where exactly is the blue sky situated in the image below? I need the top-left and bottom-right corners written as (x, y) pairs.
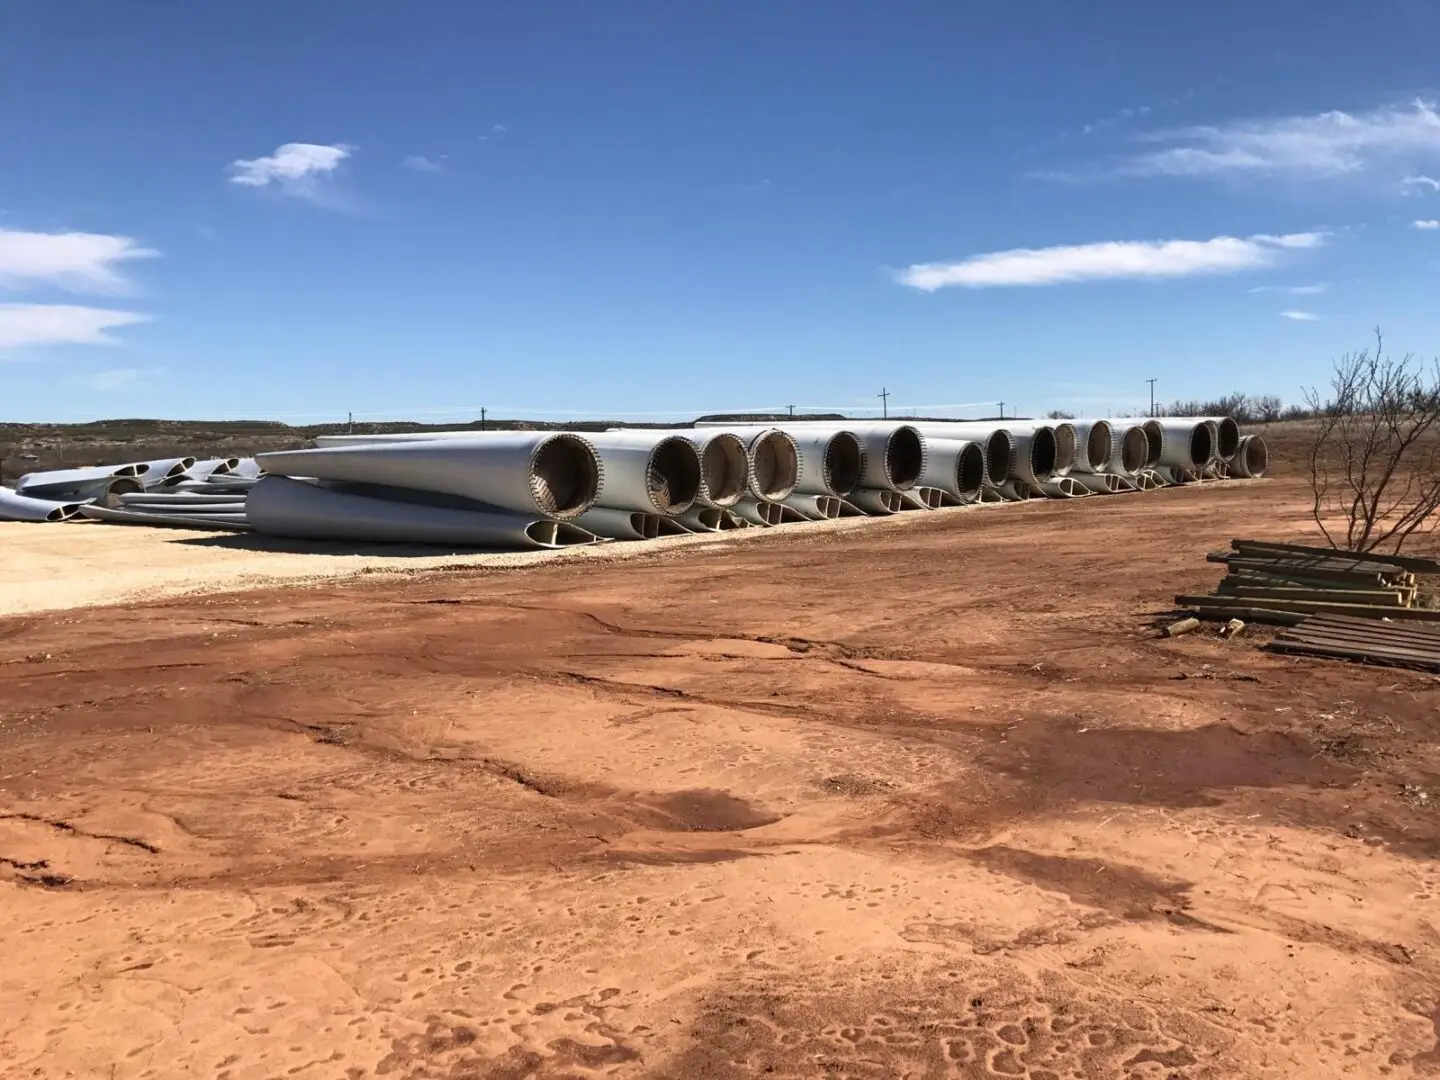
top-left (4, 0), bottom-right (1440, 423)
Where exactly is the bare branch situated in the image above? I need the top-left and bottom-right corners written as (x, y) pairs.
top-left (1304, 329), bottom-right (1440, 555)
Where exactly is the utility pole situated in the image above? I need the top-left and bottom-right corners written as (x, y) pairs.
top-left (878, 387), bottom-right (890, 419)
top-left (480, 406), bottom-right (487, 431)
top-left (347, 410), bottom-right (353, 434)
top-left (1147, 378), bottom-right (1157, 418)
top-left (998, 401), bottom-right (1004, 419)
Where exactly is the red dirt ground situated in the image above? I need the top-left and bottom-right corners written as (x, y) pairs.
top-left (2, 470), bottom-right (1438, 1079)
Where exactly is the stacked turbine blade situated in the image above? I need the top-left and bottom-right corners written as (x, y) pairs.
top-left (1, 415), bottom-right (1268, 546)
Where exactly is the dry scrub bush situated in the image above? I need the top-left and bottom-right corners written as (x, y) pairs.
top-left (1304, 330), bottom-right (1440, 555)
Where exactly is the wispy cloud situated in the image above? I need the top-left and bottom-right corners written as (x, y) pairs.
top-left (402, 155), bottom-right (443, 174)
top-left (0, 228), bottom-right (156, 352)
top-left (66, 366), bottom-right (163, 391)
top-left (1413, 219), bottom-right (1440, 230)
top-left (1248, 282), bottom-right (1329, 295)
top-left (1402, 174), bottom-right (1440, 192)
top-left (228, 142), bottom-right (352, 202)
top-left (0, 228), bottom-right (157, 294)
top-left (1114, 99), bottom-right (1440, 180)
top-left (1280, 310), bottom-right (1320, 321)
top-left (0, 303), bottom-right (151, 350)
top-left (1079, 103), bottom-right (1154, 137)
top-left (896, 232), bottom-right (1327, 291)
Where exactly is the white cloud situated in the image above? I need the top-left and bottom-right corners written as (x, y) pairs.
top-left (1117, 99), bottom-right (1440, 179)
top-left (0, 304), bottom-right (151, 350)
top-left (1280, 310), bottom-right (1320, 321)
top-left (0, 228), bottom-right (157, 294)
top-left (228, 143), bottom-right (351, 199)
top-left (1413, 219), bottom-right (1440, 230)
top-left (1249, 282), bottom-right (1329, 295)
top-left (897, 231), bottom-right (1327, 290)
top-left (1402, 174), bottom-right (1440, 192)
top-left (492, 123), bottom-right (507, 133)
top-left (402, 155), bottom-right (442, 174)
top-left (66, 366), bottom-right (162, 391)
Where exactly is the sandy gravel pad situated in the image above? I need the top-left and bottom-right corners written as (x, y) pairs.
top-left (3, 508), bottom-right (981, 616)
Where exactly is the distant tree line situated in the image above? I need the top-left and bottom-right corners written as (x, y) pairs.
top-left (1046, 395), bottom-right (1316, 423)
top-left (1156, 392), bottom-right (1314, 424)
